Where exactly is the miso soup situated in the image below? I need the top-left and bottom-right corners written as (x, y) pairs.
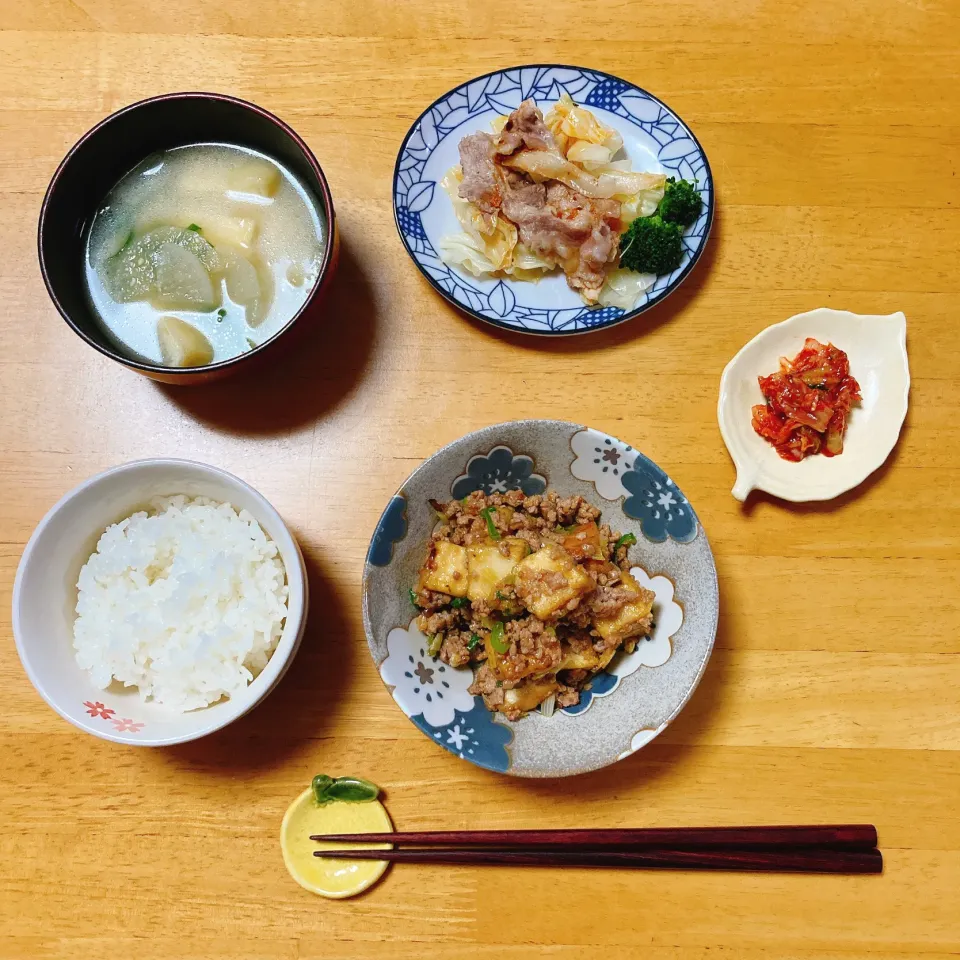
top-left (85, 143), bottom-right (326, 367)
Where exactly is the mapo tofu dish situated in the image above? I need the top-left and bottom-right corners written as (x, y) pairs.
top-left (412, 490), bottom-right (655, 720)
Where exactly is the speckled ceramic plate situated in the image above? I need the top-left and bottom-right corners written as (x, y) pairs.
top-left (362, 421), bottom-right (718, 778)
top-left (392, 65), bottom-right (714, 336)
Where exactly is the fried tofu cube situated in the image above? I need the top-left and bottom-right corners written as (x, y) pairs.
top-left (593, 570), bottom-right (655, 644)
top-left (556, 641), bottom-right (619, 672)
top-left (500, 678), bottom-right (560, 716)
top-left (515, 542), bottom-right (595, 620)
top-left (561, 522), bottom-right (602, 561)
top-left (417, 540), bottom-right (468, 597)
top-left (466, 538), bottom-right (530, 605)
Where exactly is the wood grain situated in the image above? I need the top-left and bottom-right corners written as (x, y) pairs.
top-left (1, 0), bottom-right (959, 956)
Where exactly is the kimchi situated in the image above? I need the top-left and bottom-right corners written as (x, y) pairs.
top-left (752, 338), bottom-right (861, 461)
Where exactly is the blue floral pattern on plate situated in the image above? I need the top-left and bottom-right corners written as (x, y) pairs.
top-left (380, 617), bottom-right (514, 772)
top-left (410, 701), bottom-right (514, 773)
top-left (622, 456), bottom-right (698, 543)
top-left (393, 65), bottom-right (713, 335)
top-left (560, 670), bottom-right (619, 716)
top-left (451, 445), bottom-right (547, 499)
top-left (367, 494), bottom-right (408, 566)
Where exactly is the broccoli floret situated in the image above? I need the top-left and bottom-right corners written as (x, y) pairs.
top-left (618, 215), bottom-right (684, 275)
top-left (659, 177), bottom-right (702, 227)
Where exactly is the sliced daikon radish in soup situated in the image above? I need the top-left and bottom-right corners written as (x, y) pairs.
top-left (152, 243), bottom-right (219, 311)
top-left (227, 159), bottom-right (282, 198)
top-left (102, 225), bottom-right (221, 304)
top-left (247, 261), bottom-right (275, 328)
top-left (157, 316), bottom-right (214, 367)
top-left (222, 249), bottom-right (261, 305)
top-left (102, 238), bottom-right (154, 302)
top-left (97, 224), bottom-right (136, 263)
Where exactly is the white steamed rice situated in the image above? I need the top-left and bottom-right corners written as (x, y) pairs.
top-left (74, 495), bottom-right (288, 712)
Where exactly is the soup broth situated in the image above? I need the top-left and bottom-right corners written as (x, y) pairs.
top-left (85, 142), bottom-right (325, 367)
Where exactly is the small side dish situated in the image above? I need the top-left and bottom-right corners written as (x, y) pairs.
top-left (717, 309), bottom-right (910, 503)
top-left (440, 96), bottom-right (702, 309)
top-left (85, 143), bottom-right (326, 367)
top-left (412, 489), bottom-right (654, 720)
top-left (74, 495), bottom-right (288, 711)
top-left (752, 338), bottom-right (861, 461)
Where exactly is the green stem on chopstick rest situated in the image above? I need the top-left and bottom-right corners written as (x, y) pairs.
top-left (312, 774), bottom-right (380, 805)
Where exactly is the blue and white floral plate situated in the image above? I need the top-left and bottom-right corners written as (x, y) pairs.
top-left (392, 65), bottom-right (714, 336)
top-left (362, 421), bottom-right (719, 777)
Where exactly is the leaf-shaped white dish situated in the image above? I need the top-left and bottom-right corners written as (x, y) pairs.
top-left (718, 308), bottom-right (910, 502)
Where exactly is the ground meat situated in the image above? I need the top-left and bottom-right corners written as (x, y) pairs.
top-left (469, 664), bottom-right (505, 710)
top-left (439, 631), bottom-right (472, 668)
top-left (577, 501), bottom-right (602, 524)
top-left (595, 523), bottom-right (613, 556)
top-left (556, 685), bottom-right (581, 708)
top-left (563, 605), bottom-right (593, 629)
top-left (589, 585), bottom-right (639, 620)
top-left (412, 587), bottom-right (453, 611)
top-left (470, 598), bottom-right (495, 620)
top-left (614, 542), bottom-right (632, 567)
top-left (585, 561), bottom-right (622, 588)
top-left (417, 608), bottom-right (460, 637)
top-left (514, 528), bottom-right (544, 551)
top-left (562, 631), bottom-right (593, 654)
top-left (495, 617), bottom-right (562, 683)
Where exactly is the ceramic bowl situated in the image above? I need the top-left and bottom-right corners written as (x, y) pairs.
top-left (393, 64), bottom-right (713, 336)
top-left (38, 92), bottom-right (339, 384)
top-left (12, 459), bottom-right (308, 745)
top-left (718, 308), bottom-right (910, 502)
top-left (362, 420), bottom-right (719, 778)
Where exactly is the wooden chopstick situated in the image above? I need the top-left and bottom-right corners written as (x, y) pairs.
top-left (310, 824), bottom-right (878, 851)
top-left (312, 846), bottom-right (883, 874)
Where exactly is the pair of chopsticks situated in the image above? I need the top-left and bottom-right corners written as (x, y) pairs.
top-left (312, 824), bottom-right (882, 873)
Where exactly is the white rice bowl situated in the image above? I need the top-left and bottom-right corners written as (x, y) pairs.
top-left (73, 495), bottom-right (288, 712)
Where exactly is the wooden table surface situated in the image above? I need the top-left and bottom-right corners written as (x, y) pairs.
top-left (2, 1), bottom-right (959, 957)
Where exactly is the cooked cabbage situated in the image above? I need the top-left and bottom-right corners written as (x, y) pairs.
top-left (504, 150), bottom-right (665, 201)
top-left (566, 141), bottom-right (615, 167)
top-left (503, 242), bottom-right (555, 281)
top-left (438, 234), bottom-right (499, 277)
top-left (621, 185), bottom-right (666, 224)
top-left (597, 268), bottom-right (656, 310)
top-left (545, 93), bottom-right (623, 156)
